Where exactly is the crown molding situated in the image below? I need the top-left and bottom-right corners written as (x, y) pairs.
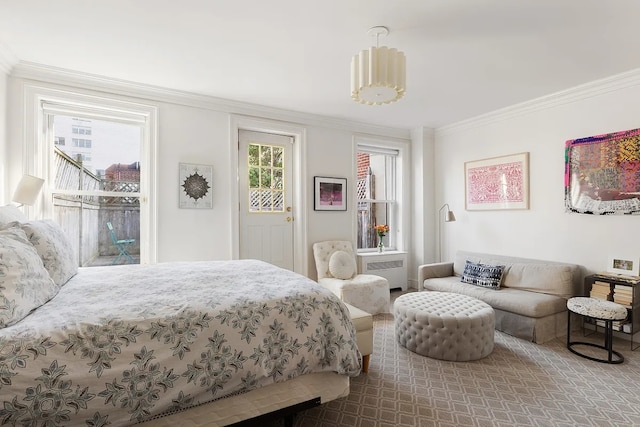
top-left (436, 68), bottom-right (640, 137)
top-left (10, 61), bottom-right (410, 140)
top-left (0, 42), bottom-right (18, 75)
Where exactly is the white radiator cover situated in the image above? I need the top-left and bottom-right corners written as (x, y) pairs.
top-left (357, 251), bottom-right (408, 291)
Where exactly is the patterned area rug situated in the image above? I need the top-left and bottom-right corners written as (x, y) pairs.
top-left (291, 300), bottom-right (640, 426)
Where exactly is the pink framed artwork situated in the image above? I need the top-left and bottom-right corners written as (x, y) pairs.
top-left (465, 152), bottom-right (530, 211)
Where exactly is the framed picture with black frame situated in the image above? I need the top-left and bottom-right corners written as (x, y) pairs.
top-left (314, 176), bottom-right (347, 211)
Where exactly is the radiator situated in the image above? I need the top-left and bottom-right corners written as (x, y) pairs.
top-left (358, 252), bottom-right (408, 291)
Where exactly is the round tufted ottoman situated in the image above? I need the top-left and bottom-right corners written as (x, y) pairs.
top-left (394, 292), bottom-right (495, 361)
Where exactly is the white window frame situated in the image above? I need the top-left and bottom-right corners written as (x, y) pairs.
top-left (353, 135), bottom-right (410, 253)
top-left (23, 85), bottom-right (158, 264)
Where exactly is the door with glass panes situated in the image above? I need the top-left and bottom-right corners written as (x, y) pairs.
top-left (238, 130), bottom-right (294, 270)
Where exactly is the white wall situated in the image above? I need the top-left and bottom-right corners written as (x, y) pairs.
top-left (0, 70), bottom-right (7, 202)
top-left (154, 102), bottom-right (230, 262)
top-left (409, 127), bottom-right (435, 288)
top-left (2, 65), bottom-right (411, 278)
top-left (305, 126), bottom-right (360, 279)
top-left (435, 71), bottom-right (640, 276)
top-left (11, 63), bottom-right (638, 284)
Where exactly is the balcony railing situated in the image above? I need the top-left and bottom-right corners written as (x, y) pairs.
top-left (53, 148), bottom-right (140, 266)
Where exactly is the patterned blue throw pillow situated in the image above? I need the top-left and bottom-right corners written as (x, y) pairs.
top-left (461, 260), bottom-right (504, 289)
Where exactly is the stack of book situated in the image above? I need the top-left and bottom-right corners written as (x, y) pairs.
top-left (590, 281), bottom-right (611, 300)
top-left (613, 284), bottom-right (633, 308)
top-left (595, 319), bottom-right (628, 331)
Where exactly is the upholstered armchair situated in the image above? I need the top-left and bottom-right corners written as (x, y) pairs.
top-left (312, 240), bottom-right (390, 315)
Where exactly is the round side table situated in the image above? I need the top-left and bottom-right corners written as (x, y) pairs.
top-left (567, 297), bottom-right (627, 364)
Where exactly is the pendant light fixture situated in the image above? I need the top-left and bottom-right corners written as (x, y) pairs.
top-left (351, 26), bottom-right (406, 105)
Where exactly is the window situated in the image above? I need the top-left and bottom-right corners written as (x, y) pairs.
top-left (355, 137), bottom-right (408, 252)
top-left (24, 85), bottom-right (158, 268)
top-left (23, 83), bottom-right (158, 265)
top-left (72, 125), bottom-right (92, 135)
top-left (72, 138), bottom-right (92, 148)
top-left (54, 136), bottom-right (65, 146)
top-left (51, 114), bottom-right (142, 267)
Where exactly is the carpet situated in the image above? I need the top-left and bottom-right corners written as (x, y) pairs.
top-left (291, 302), bottom-right (640, 426)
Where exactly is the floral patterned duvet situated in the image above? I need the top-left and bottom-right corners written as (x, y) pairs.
top-left (0, 260), bottom-right (361, 426)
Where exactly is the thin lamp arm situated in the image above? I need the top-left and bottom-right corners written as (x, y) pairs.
top-left (438, 203), bottom-right (456, 262)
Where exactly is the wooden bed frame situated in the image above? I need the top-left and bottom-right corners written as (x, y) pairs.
top-left (139, 372), bottom-right (349, 426)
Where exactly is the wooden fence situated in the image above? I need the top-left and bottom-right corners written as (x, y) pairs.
top-left (53, 148), bottom-right (140, 266)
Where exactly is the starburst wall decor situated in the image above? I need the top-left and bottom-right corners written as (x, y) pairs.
top-left (179, 163), bottom-right (213, 209)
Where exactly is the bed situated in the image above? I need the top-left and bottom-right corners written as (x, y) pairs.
top-left (0, 209), bottom-right (361, 426)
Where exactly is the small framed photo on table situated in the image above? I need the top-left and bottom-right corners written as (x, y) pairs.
top-left (607, 256), bottom-right (640, 277)
top-left (314, 176), bottom-right (347, 211)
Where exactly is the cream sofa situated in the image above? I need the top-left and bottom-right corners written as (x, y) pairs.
top-left (417, 251), bottom-right (582, 344)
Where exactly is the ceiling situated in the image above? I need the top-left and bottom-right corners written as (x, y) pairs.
top-left (2, 0), bottom-right (640, 130)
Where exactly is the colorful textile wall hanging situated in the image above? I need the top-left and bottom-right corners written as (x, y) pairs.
top-left (565, 128), bottom-right (640, 214)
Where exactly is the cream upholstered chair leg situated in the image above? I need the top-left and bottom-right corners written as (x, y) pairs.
top-left (312, 240), bottom-right (390, 315)
top-left (345, 303), bottom-right (373, 373)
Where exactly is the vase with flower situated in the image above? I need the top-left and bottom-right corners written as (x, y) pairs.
top-left (374, 224), bottom-right (389, 253)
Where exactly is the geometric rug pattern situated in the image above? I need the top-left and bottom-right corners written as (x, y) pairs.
top-left (292, 296), bottom-right (640, 426)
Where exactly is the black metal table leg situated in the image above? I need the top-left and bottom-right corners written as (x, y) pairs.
top-left (567, 312), bottom-right (624, 364)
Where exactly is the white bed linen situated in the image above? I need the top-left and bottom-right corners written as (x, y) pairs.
top-left (0, 260), bottom-right (361, 426)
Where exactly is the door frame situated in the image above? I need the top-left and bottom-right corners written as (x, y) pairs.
top-left (230, 115), bottom-right (307, 275)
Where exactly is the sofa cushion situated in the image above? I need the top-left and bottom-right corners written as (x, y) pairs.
top-left (461, 260), bottom-right (504, 289)
top-left (453, 251), bottom-right (580, 297)
top-left (503, 263), bottom-right (574, 299)
top-left (423, 277), bottom-right (567, 318)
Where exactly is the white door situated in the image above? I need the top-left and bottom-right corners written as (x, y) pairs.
top-left (238, 130), bottom-right (294, 270)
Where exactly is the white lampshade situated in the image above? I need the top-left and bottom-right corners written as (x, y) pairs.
top-left (12, 174), bottom-right (45, 206)
top-left (351, 26), bottom-right (406, 105)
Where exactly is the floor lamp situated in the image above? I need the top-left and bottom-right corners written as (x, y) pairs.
top-left (438, 203), bottom-right (456, 262)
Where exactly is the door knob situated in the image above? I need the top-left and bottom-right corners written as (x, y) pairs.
top-left (286, 206), bottom-right (292, 212)
top-left (286, 217), bottom-right (293, 222)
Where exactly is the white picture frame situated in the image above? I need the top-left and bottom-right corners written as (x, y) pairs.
top-left (607, 256), bottom-right (640, 277)
top-left (314, 176), bottom-right (347, 211)
top-left (179, 163), bottom-right (213, 209)
top-left (464, 152), bottom-right (530, 211)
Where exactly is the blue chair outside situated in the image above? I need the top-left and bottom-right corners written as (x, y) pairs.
top-left (106, 222), bottom-right (136, 264)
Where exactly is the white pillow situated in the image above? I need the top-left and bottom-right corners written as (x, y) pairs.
top-left (18, 220), bottom-right (78, 287)
top-left (329, 250), bottom-right (356, 280)
top-left (0, 224), bottom-right (58, 328)
top-left (0, 205), bottom-right (27, 227)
